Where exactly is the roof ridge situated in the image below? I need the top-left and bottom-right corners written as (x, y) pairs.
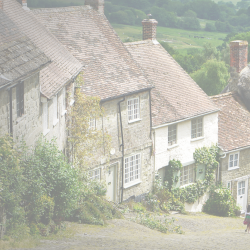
top-left (210, 92), bottom-right (234, 99)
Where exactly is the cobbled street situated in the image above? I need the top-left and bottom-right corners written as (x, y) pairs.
top-left (13, 213), bottom-right (250, 250)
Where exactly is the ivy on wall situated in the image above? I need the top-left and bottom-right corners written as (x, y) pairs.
top-left (165, 145), bottom-right (219, 204)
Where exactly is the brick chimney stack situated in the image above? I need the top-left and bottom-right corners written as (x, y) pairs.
top-left (0, 0), bottom-right (3, 9)
top-left (85, 0), bottom-right (104, 14)
top-left (142, 19), bottom-right (158, 40)
top-left (230, 40), bottom-right (248, 74)
top-left (21, 0), bottom-right (29, 10)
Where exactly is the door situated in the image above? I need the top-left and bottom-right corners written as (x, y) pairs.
top-left (106, 164), bottom-right (117, 202)
top-left (237, 179), bottom-right (248, 213)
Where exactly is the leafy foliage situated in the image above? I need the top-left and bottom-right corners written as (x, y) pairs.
top-left (203, 185), bottom-right (240, 217)
top-left (67, 73), bottom-right (111, 168)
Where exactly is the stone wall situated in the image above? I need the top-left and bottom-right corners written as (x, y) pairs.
top-left (220, 148), bottom-right (250, 209)
top-left (92, 90), bottom-right (153, 202)
top-left (0, 73), bottom-right (69, 151)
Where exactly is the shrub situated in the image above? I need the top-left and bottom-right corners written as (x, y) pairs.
top-left (203, 186), bottom-right (240, 217)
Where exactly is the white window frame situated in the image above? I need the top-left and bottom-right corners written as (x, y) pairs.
top-left (191, 117), bottom-right (203, 139)
top-left (168, 124), bottom-right (177, 146)
top-left (42, 101), bottom-right (50, 136)
top-left (89, 117), bottom-right (96, 130)
top-left (53, 94), bottom-right (59, 126)
top-left (70, 82), bottom-right (75, 106)
top-left (89, 168), bottom-right (101, 181)
top-left (127, 97), bottom-right (140, 123)
top-left (228, 152), bottom-right (240, 170)
top-left (180, 165), bottom-right (195, 186)
top-left (61, 87), bottom-right (67, 116)
top-left (124, 153), bottom-right (141, 188)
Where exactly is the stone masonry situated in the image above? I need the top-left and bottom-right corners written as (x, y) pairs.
top-left (93, 90), bottom-right (153, 203)
top-left (142, 19), bottom-right (158, 40)
top-left (220, 148), bottom-right (250, 208)
top-left (230, 40), bottom-right (248, 74)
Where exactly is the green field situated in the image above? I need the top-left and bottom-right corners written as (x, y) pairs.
top-left (213, 0), bottom-right (240, 3)
top-left (112, 23), bottom-right (227, 54)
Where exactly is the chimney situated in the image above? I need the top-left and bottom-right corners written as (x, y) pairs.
top-left (0, 0), bottom-right (3, 9)
top-left (230, 40), bottom-right (248, 74)
top-left (85, 0), bottom-right (104, 14)
top-left (142, 19), bottom-right (158, 40)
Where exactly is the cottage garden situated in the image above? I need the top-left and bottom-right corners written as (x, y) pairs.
top-left (0, 133), bottom-right (240, 247)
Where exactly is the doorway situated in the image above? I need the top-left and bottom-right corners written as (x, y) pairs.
top-left (237, 179), bottom-right (248, 213)
top-left (106, 163), bottom-right (117, 202)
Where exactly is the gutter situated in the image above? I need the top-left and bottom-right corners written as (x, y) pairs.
top-left (118, 97), bottom-right (125, 203)
top-left (152, 109), bottom-right (220, 130)
top-left (100, 87), bottom-right (154, 104)
top-left (9, 88), bottom-right (13, 136)
top-left (221, 144), bottom-right (250, 154)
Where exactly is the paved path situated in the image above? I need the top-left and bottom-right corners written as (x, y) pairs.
top-left (14, 213), bottom-right (250, 250)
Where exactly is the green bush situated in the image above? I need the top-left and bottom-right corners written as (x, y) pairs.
top-left (203, 186), bottom-right (239, 217)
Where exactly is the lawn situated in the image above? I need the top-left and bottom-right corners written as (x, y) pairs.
top-left (213, 0), bottom-right (240, 3)
top-left (112, 23), bottom-right (227, 54)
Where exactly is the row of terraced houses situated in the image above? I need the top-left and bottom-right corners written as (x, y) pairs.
top-left (1, 0), bottom-right (250, 213)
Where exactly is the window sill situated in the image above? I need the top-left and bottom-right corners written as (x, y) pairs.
top-left (228, 166), bottom-right (239, 171)
top-left (124, 180), bottom-right (141, 189)
top-left (167, 144), bottom-right (179, 150)
top-left (61, 110), bottom-right (67, 117)
top-left (180, 182), bottom-right (195, 188)
top-left (43, 129), bottom-right (50, 136)
top-left (16, 114), bottom-right (27, 124)
top-left (53, 119), bottom-right (59, 127)
top-left (128, 118), bottom-right (142, 124)
top-left (191, 136), bottom-right (204, 142)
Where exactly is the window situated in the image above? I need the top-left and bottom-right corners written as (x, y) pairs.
top-left (62, 87), bottom-right (67, 116)
top-left (128, 98), bottom-right (140, 122)
top-left (89, 168), bottom-right (101, 180)
top-left (42, 102), bottom-right (49, 135)
top-left (227, 181), bottom-right (231, 190)
top-left (70, 82), bottom-right (75, 106)
top-left (180, 165), bottom-right (195, 186)
top-left (238, 181), bottom-right (245, 196)
top-left (168, 124), bottom-right (177, 146)
top-left (229, 153), bottom-right (239, 169)
top-left (89, 118), bottom-right (96, 130)
top-left (191, 117), bottom-right (203, 139)
top-left (53, 95), bottom-right (59, 126)
top-left (124, 154), bottom-right (141, 186)
top-left (16, 82), bottom-right (24, 117)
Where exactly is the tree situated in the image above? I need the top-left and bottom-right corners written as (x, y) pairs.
top-left (191, 59), bottom-right (229, 96)
top-left (67, 73), bottom-right (111, 169)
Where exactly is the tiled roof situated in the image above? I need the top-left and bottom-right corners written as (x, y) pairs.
top-left (0, 9), bottom-right (50, 88)
top-left (211, 92), bottom-right (250, 152)
top-left (32, 6), bottom-right (153, 101)
top-left (125, 40), bottom-right (219, 127)
top-left (2, 0), bottom-right (82, 99)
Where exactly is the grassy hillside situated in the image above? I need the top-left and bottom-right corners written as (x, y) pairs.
top-left (213, 0), bottom-right (240, 3)
top-left (112, 24), bottom-right (227, 54)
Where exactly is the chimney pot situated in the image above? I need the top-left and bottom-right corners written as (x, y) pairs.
top-left (230, 40), bottom-right (248, 74)
top-left (142, 19), bottom-right (158, 41)
top-left (85, 0), bottom-right (104, 14)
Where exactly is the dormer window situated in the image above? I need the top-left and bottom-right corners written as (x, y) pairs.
top-left (128, 98), bottom-right (140, 122)
top-left (16, 82), bottom-right (24, 117)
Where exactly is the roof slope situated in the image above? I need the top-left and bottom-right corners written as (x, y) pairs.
top-left (125, 40), bottom-right (218, 127)
top-left (3, 0), bottom-right (82, 99)
top-left (211, 92), bottom-right (250, 152)
top-left (0, 9), bottom-right (50, 88)
top-left (32, 6), bottom-right (152, 101)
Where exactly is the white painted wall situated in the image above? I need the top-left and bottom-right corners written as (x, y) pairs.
top-left (154, 112), bottom-right (218, 170)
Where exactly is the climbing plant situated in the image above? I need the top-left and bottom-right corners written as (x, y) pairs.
top-left (162, 145), bottom-right (219, 205)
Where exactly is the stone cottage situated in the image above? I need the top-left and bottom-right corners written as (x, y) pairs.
top-left (32, 0), bottom-right (154, 203)
top-left (1, 0), bottom-right (82, 150)
top-left (0, 8), bottom-right (50, 145)
top-left (212, 40), bottom-right (250, 213)
top-left (125, 19), bottom-right (219, 211)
